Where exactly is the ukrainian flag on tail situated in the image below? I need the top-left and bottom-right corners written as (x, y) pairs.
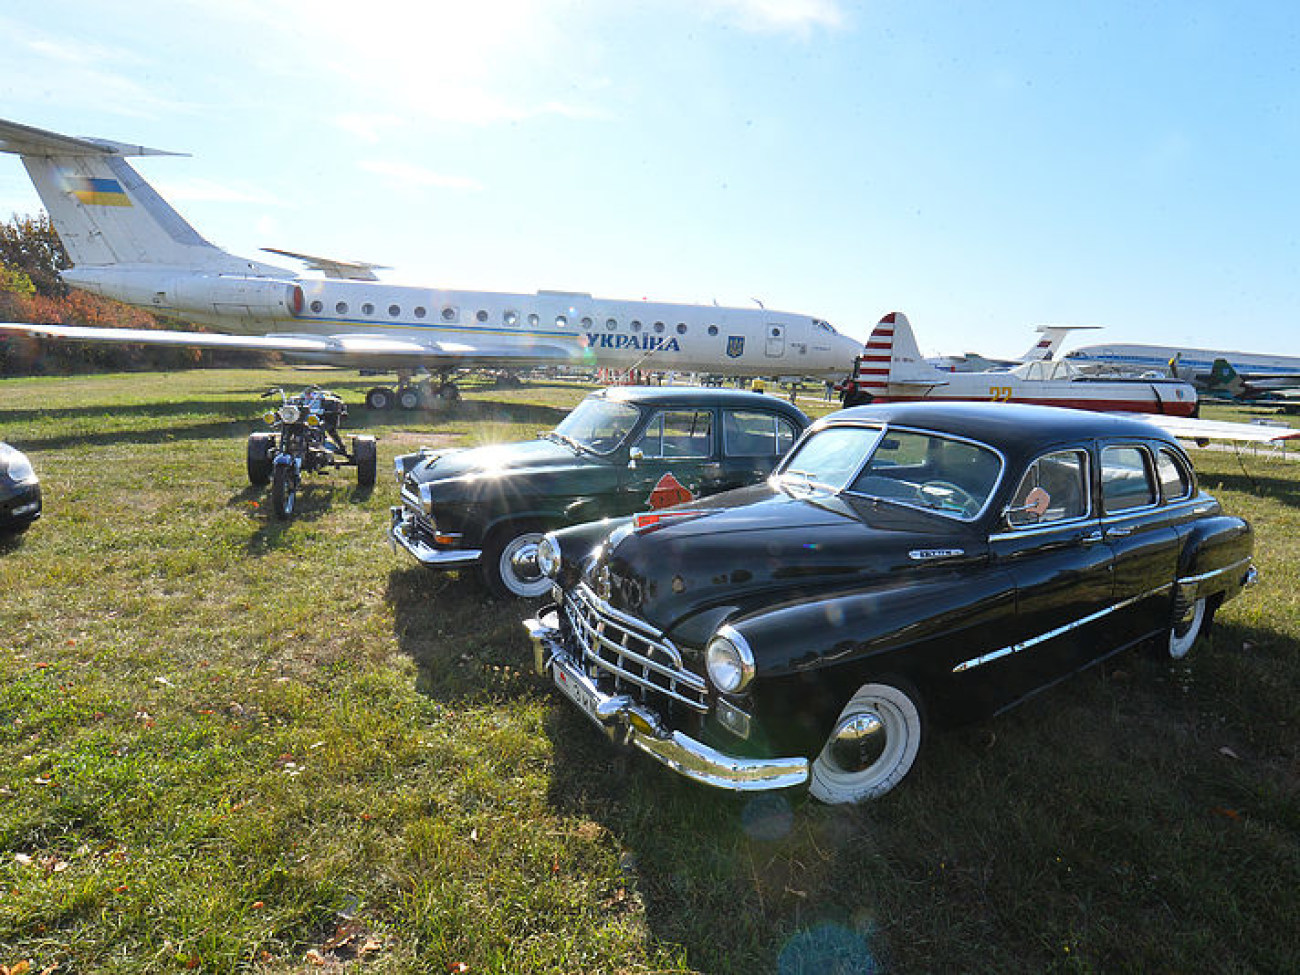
top-left (65, 176), bottom-right (131, 207)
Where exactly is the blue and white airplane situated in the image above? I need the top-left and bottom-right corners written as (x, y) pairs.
top-left (0, 117), bottom-right (861, 407)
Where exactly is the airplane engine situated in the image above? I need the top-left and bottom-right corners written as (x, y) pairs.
top-left (62, 268), bottom-right (304, 322)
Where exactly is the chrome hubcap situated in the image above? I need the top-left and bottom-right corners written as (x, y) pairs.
top-left (829, 709), bottom-right (887, 772)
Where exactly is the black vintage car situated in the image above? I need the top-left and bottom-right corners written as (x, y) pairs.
top-left (390, 386), bottom-right (808, 597)
top-left (524, 402), bottom-right (1256, 804)
top-left (0, 441), bottom-right (41, 533)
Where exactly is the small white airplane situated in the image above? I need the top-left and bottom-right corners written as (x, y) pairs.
top-left (842, 312), bottom-right (1201, 415)
top-left (927, 324), bottom-right (1102, 373)
top-left (0, 117), bottom-right (862, 407)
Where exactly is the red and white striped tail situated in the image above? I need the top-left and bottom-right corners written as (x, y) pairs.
top-left (853, 311), bottom-right (905, 395)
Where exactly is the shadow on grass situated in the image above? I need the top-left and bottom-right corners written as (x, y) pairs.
top-left (1200, 470), bottom-right (1300, 509)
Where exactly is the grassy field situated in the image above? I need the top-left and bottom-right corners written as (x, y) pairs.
top-left (0, 367), bottom-right (1297, 974)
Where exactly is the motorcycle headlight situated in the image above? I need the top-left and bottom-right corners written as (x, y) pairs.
top-left (278, 404), bottom-right (301, 424)
top-left (705, 627), bottom-right (754, 694)
top-left (537, 533), bottom-right (561, 579)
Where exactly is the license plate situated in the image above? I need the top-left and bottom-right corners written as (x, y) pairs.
top-left (551, 654), bottom-right (603, 725)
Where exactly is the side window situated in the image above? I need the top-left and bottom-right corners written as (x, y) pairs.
top-left (722, 410), bottom-right (798, 457)
top-left (635, 410), bottom-right (714, 459)
top-left (1156, 447), bottom-right (1193, 501)
top-left (1008, 449), bottom-right (1089, 527)
top-left (1101, 445), bottom-right (1156, 513)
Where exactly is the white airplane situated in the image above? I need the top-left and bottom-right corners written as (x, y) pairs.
top-left (1063, 342), bottom-right (1300, 386)
top-left (0, 117), bottom-right (862, 407)
top-left (927, 324), bottom-right (1102, 373)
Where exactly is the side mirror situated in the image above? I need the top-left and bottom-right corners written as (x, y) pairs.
top-left (628, 447), bottom-right (644, 469)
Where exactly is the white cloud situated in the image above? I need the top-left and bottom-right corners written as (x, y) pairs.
top-left (358, 159), bottom-right (483, 192)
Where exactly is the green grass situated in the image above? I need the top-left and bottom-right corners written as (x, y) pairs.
top-left (0, 368), bottom-right (1297, 973)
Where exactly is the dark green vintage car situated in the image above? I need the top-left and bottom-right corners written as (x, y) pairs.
top-left (389, 386), bottom-right (808, 596)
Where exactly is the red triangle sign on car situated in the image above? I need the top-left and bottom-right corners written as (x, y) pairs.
top-left (647, 473), bottom-right (695, 510)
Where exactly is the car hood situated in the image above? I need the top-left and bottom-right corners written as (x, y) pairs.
top-left (410, 437), bottom-right (603, 483)
top-left (590, 482), bottom-right (988, 648)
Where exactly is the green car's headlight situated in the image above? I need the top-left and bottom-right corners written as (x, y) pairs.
top-left (537, 533), bottom-right (561, 579)
top-left (705, 626), bottom-right (754, 694)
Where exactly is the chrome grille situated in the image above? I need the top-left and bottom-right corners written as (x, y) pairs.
top-left (561, 583), bottom-right (708, 714)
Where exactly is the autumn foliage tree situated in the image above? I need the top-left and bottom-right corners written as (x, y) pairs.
top-left (0, 211), bottom-right (273, 375)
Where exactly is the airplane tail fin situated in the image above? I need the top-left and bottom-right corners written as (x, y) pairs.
top-left (0, 118), bottom-right (278, 275)
top-left (1206, 358), bottom-right (1247, 397)
top-left (851, 312), bottom-right (943, 396)
top-left (1020, 324), bottom-right (1101, 363)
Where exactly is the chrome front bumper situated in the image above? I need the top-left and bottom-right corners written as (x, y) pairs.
top-left (524, 609), bottom-right (809, 793)
top-left (388, 506), bottom-right (482, 568)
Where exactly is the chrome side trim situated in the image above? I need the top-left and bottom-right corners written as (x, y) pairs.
top-left (952, 583), bottom-right (1174, 673)
top-left (1178, 557), bottom-right (1252, 586)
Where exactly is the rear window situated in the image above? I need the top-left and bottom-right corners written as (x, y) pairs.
top-left (723, 410), bottom-right (799, 457)
top-left (1157, 448), bottom-right (1193, 501)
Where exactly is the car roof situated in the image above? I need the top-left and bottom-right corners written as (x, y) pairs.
top-left (824, 401), bottom-right (1181, 448)
top-left (595, 385), bottom-right (808, 421)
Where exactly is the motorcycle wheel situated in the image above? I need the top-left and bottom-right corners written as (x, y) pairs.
top-left (271, 465), bottom-right (297, 520)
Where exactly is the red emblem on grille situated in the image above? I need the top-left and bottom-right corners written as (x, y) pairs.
top-left (647, 473), bottom-right (695, 510)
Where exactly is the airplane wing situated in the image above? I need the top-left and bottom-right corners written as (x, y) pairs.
top-left (261, 248), bottom-right (391, 282)
top-left (0, 322), bottom-right (583, 368)
top-left (1124, 412), bottom-right (1300, 444)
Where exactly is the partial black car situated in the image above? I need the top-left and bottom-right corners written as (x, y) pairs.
top-left (0, 441), bottom-right (41, 534)
top-left (525, 401), bottom-right (1256, 804)
top-left (390, 386), bottom-right (808, 597)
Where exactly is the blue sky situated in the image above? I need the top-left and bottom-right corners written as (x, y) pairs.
top-left (1, 1), bottom-right (1296, 357)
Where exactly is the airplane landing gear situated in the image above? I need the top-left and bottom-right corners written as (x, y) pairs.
top-left (363, 376), bottom-right (461, 411)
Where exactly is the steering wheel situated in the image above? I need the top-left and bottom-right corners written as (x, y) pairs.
top-left (917, 480), bottom-right (981, 516)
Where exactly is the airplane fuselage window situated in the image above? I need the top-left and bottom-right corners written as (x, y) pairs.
top-left (441, 307), bottom-right (457, 322)
top-left (476, 310), bottom-right (489, 322)
top-left (336, 302), bottom-right (348, 314)
top-left (310, 300), bottom-right (323, 313)
top-left (362, 302), bottom-right (374, 315)
top-left (415, 307), bottom-right (427, 318)
top-left (581, 317), bottom-right (593, 328)
top-left (505, 310), bottom-right (518, 325)
top-left (556, 315), bottom-right (568, 327)
top-left (708, 325), bottom-right (719, 336)
top-left (676, 322), bottom-right (687, 334)
top-left (606, 319), bottom-right (617, 331)
top-left (654, 321), bottom-right (665, 333)
top-left (388, 304), bottom-right (400, 317)
top-left (631, 320), bottom-right (642, 332)
top-left (528, 314), bottom-right (540, 326)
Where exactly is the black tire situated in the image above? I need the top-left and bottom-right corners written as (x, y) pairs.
top-left (809, 680), bottom-right (924, 804)
top-left (365, 387), bottom-right (395, 411)
top-left (353, 435), bottom-right (377, 488)
top-left (480, 521), bottom-right (550, 598)
top-left (397, 387), bottom-right (423, 411)
top-left (270, 464), bottom-right (297, 521)
top-left (246, 433), bottom-right (275, 486)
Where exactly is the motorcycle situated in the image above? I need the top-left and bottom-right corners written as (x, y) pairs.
top-left (246, 386), bottom-right (377, 520)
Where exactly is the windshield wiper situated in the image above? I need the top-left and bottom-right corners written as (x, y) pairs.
top-left (543, 431), bottom-right (589, 455)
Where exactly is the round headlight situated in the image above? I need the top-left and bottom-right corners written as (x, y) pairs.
top-left (263, 410), bottom-right (277, 425)
top-left (537, 533), bottom-right (561, 579)
top-left (706, 628), bottom-right (755, 694)
top-left (278, 404), bottom-right (300, 424)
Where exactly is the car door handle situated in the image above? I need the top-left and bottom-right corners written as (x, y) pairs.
top-left (1106, 526), bottom-right (1132, 538)
top-left (1080, 530), bottom-right (1105, 545)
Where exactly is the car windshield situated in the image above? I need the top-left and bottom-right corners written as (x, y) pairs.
top-left (780, 423), bottom-right (1002, 519)
top-left (778, 425), bottom-right (886, 491)
top-left (550, 397), bottom-right (642, 455)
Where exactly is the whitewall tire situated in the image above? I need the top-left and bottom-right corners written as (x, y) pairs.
top-left (809, 681), bottom-right (923, 804)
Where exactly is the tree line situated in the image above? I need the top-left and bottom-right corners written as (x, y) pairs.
top-left (0, 212), bottom-right (273, 376)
